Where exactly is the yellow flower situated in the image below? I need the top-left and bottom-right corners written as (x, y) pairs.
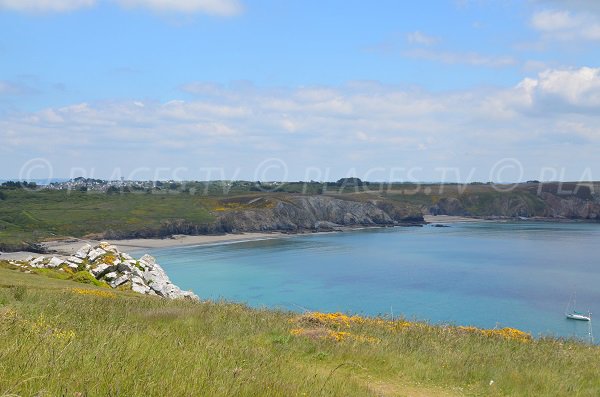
top-left (72, 288), bottom-right (116, 298)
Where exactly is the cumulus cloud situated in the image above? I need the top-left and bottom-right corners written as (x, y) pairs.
top-left (2, 68), bottom-right (599, 180)
top-left (0, 0), bottom-right (95, 12)
top-left (515, 67), bottom-right (600, 111)
top-left (531, 9), bottom-right (600, 40)
top-left (0, 0), bottom-right (243, 15)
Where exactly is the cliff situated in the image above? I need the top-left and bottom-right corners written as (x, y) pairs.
top-left (429, 185), bottom-right (600, 220)
top-left (216, 195), bottom-right (423, 233)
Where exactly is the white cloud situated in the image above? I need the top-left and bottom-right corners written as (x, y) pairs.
top-left (115, 0), bottom-right (243, 16)
top-left (2, 69), bottom-right (599, 180)
top-left (0, 0), bottom-right (243, 15)
top-left (531, 9), bottom-right (600, 40)
top-left (0, 0), bottom-right (95, 12)
top-left (520, 67), bottom-right (600, 109)
top-left (406, 31), bottom-right (438, 46)
top-left (402, 48), bottom-right (517, 67)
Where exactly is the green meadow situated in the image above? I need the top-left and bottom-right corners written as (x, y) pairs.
top-left (1, 265), bottom-right (599, 396)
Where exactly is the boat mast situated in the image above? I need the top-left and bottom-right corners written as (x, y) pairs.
top-left (589, 313), bottom-right (594, 344)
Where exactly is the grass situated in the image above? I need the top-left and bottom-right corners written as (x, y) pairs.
top-left (1, 267), bottom-right (600, 396)
top-left (0, 189), bottom-right (215, 250)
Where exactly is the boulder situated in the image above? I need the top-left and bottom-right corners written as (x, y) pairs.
top-left (48, 257), bottom-right (65, 268)
top-left (103, 271), bottom-right (118, 281)
top-left (90, 263), bottom-right (112, 278)
top-left (88, 248), bottom-right (107, 262)
top-left (74, 244), bottom-right (92, 259)
top-left (67, 256), bottom-right (83, 264)
top-left (30, 256), bottom-right (45, 267)
top-left (111, 275), bottom-right (130, 288)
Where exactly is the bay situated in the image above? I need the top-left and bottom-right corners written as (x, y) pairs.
top-left (142, 221), bottom-right (600, 340)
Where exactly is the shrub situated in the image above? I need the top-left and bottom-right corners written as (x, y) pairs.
top-left (32, 268), bottom-right (71, 280)
top-left (69, 271), bottom-right (110, 288)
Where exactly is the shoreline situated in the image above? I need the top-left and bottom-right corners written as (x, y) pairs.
top-left (2, 216), bottom-right (594, 260)
top-left (0, 233), bottom-right (290, 261)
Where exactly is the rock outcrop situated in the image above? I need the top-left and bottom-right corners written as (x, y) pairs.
top-left (17, 242), bottom-right (198, 300)
top-left (428, 189), bottom-right (600, 220)
top-left (216, 196), bottom-right (422, 233)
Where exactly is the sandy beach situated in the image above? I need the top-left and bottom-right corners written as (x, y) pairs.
top-left (424, 215), bottom-right (482, 223)
top-left (0, 232), bottom-right (290, 261)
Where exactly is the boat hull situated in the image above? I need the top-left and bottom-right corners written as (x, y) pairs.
top-left (566, 313), bottom-right (591, 321)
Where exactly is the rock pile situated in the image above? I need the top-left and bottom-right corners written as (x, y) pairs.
top-left (19, 242), bottom-right (198, 300)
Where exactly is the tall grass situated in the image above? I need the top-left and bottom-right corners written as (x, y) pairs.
top-left (1, 267), bottom-right (599, 396)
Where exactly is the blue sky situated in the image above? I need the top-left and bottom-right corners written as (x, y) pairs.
top-left (1, 0), bottom-right (600, 182)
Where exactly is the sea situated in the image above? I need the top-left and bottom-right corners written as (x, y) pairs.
top-left (141, 221), bottom-right (600, 341)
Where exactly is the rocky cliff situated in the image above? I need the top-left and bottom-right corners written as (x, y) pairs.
top-left (429, 187), bottom-right (600, 220)
top-left (216, 196), bottom-right (422, 233)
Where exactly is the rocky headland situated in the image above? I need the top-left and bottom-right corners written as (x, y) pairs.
top-left (4, 242), bottom-right (198, 300)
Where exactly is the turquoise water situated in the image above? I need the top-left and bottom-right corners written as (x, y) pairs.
top-left (142, 222), bottom-right (600, 340)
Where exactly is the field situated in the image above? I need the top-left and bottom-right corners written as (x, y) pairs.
top-left (0, 189), bottom-right (215, 251)
top-left (1, 266), bottom-right (599, 396)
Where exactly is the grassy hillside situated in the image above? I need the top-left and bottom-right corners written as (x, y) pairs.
top-left (1, 267), bottom-right (599, 396)
top-left (0, 189), bottom-right (215, 251)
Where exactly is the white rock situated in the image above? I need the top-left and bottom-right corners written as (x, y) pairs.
top-left (103, 271), bottom-right (118, 280)
top-left (132, 283), bottom-right (150, 294)
top-left (74, 244), bottom-right (92, 259)
top-left (139, 254), bottom-right (157, 267)
top-left (98, 242), bottom-right (118, 253)
top-left (67, 256), bottom-right (83, 264)
top-left (30, 256), bottom-right (45, 267)
top-left (67, 262), bottom-right (79, 270)
top-left (48, 257), bottom-right (64, 268)
top-left (90, 263), bottom-right (111, 277)
top-left (111, 275), bottom-right (129, 287)
top-left (117, 262), bottom-right (133, 273)
top-left (87, 248), bottom-right (106, 262)
top-left (130, 266), bottom-right (143, 278)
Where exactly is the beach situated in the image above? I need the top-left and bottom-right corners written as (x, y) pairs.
top-left (0, 232), bottom-right (289, 260)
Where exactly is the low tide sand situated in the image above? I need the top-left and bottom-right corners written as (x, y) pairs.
top-left (0, 233), bottom-right (289, 260)
top-left (424, 215), bottom-right (482, 223)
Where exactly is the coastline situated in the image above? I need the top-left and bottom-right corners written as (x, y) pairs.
top-left (0, 232), bottom-right (290, 261)
top-left (2, 215), bottom-right (586, 260)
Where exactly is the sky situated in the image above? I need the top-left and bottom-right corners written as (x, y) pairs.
top-left (1, 0), bottom-right (600, 182)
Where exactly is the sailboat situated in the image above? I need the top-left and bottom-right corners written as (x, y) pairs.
top-left (565, 293), bottom-right (591, 321)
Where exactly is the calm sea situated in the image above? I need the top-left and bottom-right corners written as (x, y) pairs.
top-left (142, 222), bottom-right (600, 340)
